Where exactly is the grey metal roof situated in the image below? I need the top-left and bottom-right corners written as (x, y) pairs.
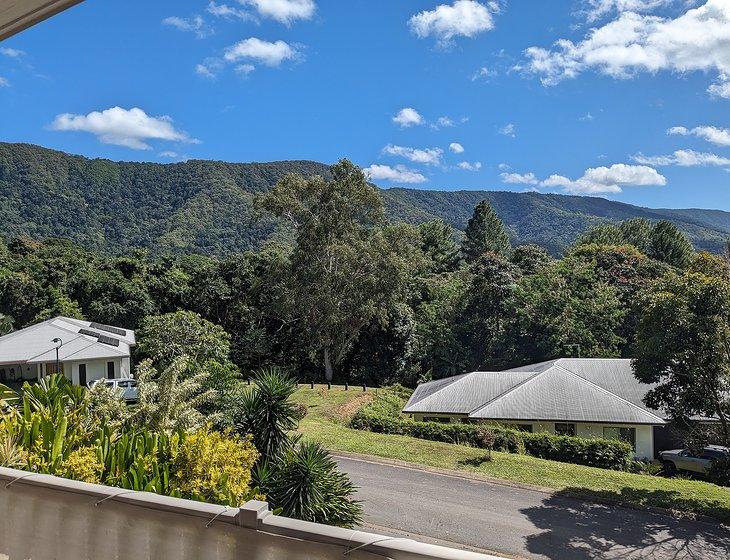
top-left (403, 371), bottom-right (536, 414)
top-left (470, 365), bottom-right (665, 424)
top-left (0, 317), bottom-right (133, 365)
top-left (405, 358), bottom-right (667, 425)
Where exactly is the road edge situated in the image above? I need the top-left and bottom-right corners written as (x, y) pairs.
top-left (333, 450), bottom-right (728, 528)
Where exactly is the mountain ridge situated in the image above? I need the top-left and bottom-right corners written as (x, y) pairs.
top-left (0, 142), bottom-right (727, 255)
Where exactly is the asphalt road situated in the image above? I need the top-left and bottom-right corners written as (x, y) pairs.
top-left (336, 455), bottom-right (730, 560)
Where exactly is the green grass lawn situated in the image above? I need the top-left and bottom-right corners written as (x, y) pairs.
top-left (294, 385), bottom-right (730, 524)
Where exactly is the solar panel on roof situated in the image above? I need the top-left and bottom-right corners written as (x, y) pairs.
top-left (89, 322), bottom-right (127, 337)
top-left (97, 335), bottom-right (120, 347)
top-left (78, 328), bottom-right (120, 347)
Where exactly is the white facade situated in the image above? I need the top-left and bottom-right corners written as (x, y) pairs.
top-left (0, 317), bottom-right (135, 386)
top-left (411, 414), bottom-right (654, 459)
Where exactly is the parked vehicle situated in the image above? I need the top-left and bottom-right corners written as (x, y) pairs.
top-left (89, 378), bottom-right (139, 402)
top-left (659, 445), bottom-right (729, 475)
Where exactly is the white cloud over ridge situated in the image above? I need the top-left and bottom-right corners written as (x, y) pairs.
top-left (50, 107), bottom-right (198, 150)
top-left (668, 125), bottom-right (730, 146)
top-left (502, 163), bottom-right (666, 194)
top-left (392, 107), bottom-right (424, 128)
top-left (633, 149), bottom-right (730, 166)
top-left (383, 144), bottom-right (443, 165)
top-left (409, 1), bottom-right (498, 45)
top-left (207, 2), bottom-right (253, 20)
top-left (457, 161), bottom-right (482, 171)
top-left (449, 142), bottom-right (465, 154)
top-left (499, 123), bottom-right (516, 137)
top-left (364, 164), bottom-right (427, 184)
top-left (520, 0), bottom-right (730, 96)
top-left (501, 172), bottom-right (539, 184)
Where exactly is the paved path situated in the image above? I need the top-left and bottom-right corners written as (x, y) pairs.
top-left (336, 455), bottom-right (730, 560)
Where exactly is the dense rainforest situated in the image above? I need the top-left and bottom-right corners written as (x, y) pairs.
top-left (1, 157), bottom-right (726, 398)
top-left (1, 142), bottom-right (729, 256)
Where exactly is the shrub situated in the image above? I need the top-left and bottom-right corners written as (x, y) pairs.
top-left (350, 411), bottom-right (632, 470)
top-left (173, 427), bottom-right (261, 506)
top-left (255, 441), bottom-right (362, 528)
top-left (708, 458), bottom-right (730, 487)
top-left (59, 446), bottom-right (103, 483)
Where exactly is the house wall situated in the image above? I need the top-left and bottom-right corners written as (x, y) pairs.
top-left (0, 467), bottom-right (497, 560)
top-left (411, 415), bottom-right (654, 459)
top-left (63, 358), bottom-right (126, 386)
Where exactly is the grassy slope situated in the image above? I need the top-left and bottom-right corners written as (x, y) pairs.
top-left (293, 385), bottom-right (730, 523)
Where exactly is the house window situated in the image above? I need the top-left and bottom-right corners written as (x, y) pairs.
top-left (603, 427), bottom-right (636, 451)
top-left (78, 364), bottom-right (87, 387)
top-left (555, 423), bottom-right (576, 436)
top-left (107, 361), bottom-right (115, 379)
top-left (423, 416), bottom-right (451, 424)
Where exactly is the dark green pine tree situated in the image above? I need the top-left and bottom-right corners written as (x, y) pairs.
top-left (462, 200), bottom-right (511, 261)
top-left (648, 220), bottom-right (694, 268)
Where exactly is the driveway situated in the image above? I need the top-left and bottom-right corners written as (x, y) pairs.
top-left (336, 455), bottom-right (730, 560)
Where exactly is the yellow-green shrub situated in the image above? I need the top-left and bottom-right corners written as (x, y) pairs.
top-left (59, 446), bottom-right (103, 483)
top-left (173, 427), bottom-right (261, 506)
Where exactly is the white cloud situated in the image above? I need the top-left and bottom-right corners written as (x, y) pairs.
top-left (472, 66), bottom-right (497, 81)
top-left (235, 63), bottom-right (256, 75)
top-left (499, 123), bottom-right (516, 137)
top-left (392, 107), bottom-right (424, 128)
top-left (498, 162), bottom-right (511, 171)
top-left (436, 116), bottom-right (455, 128)
top-left (449, 142), bottom-right (465, 154)
top-left (409, 1), bottom-right (498, 46)
top-left (501, 172), bottom-right (539, 184)
top-left (242, 0), bottom-right (315, 24)
top-left (0, 47), bottom-right (25, 58)
top-left (580, 112), bottom-right (595, 121)
top-left (224, 37), bottom-right (298, 66)
top-left (162, 15), bottom-right (212, 38)
top-left (457, 161), bottom-right (482, 171)
top-left (0, 77), bottom-right (9, 87)
top-left (633, 149), bottom-right (730, 166)
top-left (708, 75), bottom-right (730, 98)
top-left (364, 164), bottom-right (427, 184)
top-left (669, 124), bottom-right (730, 146)
top-left (383, 144), bottom-right (443, 165)
top-left (207, 1), bottom-right (253, 20)
top-left (581, 0), bottom-right (674, 23)
top-left (542, 163), bottom-right (666, 193)
top-left (520, 0), bottom-right (730, 96)
top-left (50, 106), bottom-right (198, 150)
top-left (159, 151), bottom-right (179, 158)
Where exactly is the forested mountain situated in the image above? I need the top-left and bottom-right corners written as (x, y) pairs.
top-left (1, 142), bottom-right (728, 255)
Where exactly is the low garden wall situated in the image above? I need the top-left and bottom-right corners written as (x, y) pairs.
top-left (0, 466), bottom-right (499, 560)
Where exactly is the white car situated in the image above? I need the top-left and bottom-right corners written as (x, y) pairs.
top-left (659, 445), bottom-right (729, 475)
top-left (89, 378), bottom-right (139, 402)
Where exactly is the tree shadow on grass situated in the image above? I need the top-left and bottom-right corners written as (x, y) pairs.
top-left (520, 487), bottom-right (730, 560)
top-left (456, 454), bottom-right (492, 468)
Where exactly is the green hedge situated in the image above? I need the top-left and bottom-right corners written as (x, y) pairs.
top-left (350, 411), bottom-right (633, 471)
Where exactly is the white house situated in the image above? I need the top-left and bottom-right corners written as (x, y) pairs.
top-left (403, 358), bottom-right (668, 459)
top-left (0, 316), bottom-right (135, 386)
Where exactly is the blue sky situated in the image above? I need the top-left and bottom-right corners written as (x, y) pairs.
top-left (1, 0), bottom-right (729, 210)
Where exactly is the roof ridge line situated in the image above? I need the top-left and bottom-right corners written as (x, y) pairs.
top-left (467, 370), bottom-right (542, 415)
top-left (406, 371), bottom-right (476, 410)
top-left (552, 363), bottom-right (665, 422)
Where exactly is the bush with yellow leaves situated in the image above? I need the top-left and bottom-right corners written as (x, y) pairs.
top-left (173, 426), bottom-right (261, 506)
